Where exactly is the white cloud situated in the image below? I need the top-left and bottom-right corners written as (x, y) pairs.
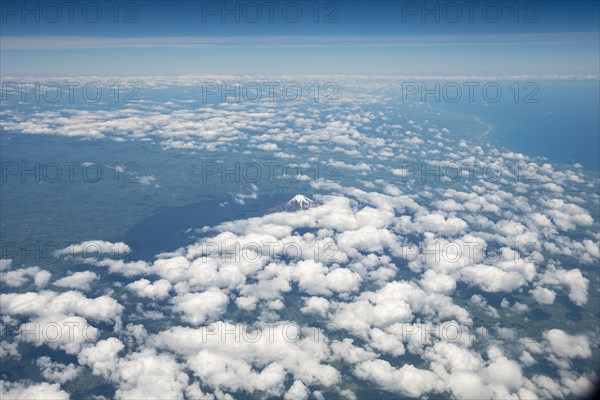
top-left (538, 265), bottom-right (589, 306)
top-left (419, 270), bottom-right (456, 294)
top-left (150, 322), bottom-right (341, 393)
top-left (354, 359), bottom-right (442, 398)
top-left (400, 213), bottom-right (468, 236)
top-left (530, 286), bottom-right (556, 305)
top-left (1, 267), bottom-right (51, 288)
top-left (0, 259), bottom-right (13, 271)
top-left (91, 259), bottom-right (150, 277)
top-left (284, 380), bottom-right (309, 400)
top-left (21, 315), bottom-right (99, 355)
top-left (78, 338), bottom-right (124, 378)
top-left (54, 271), bottom-right (99, 291)
top-left (459, 265), bottom-right (526, 293)
top-left (543, 329), bottom-right (592, 359)
top-left (80, 339), bottom-right (189, 400)
top-left (36, 356), bottom-right (81, 384)
top-left (0, 380), bottom-right (69, 400)
top-left (127, 279), bottom-right (172, 299)
top-left (300, 297), bottom-right (330, 317)
top-left (1, 291), bottom-right (123, 322)
top-left (55, 240), bottom-right (131, 257)
top-left (171, 288), bottom-right (229, 325)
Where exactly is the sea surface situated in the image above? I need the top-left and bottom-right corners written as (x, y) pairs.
top-left (435, 80), bottom-right (600, 171)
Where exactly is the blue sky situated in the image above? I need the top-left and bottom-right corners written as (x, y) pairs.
top-left (1, 0), bottom-right (599, 75)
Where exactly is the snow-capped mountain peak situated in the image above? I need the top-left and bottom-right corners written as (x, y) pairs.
top-left (289, 194), bottom-right (314, 208)
top-left (268, 194), bottom-right (315, 213)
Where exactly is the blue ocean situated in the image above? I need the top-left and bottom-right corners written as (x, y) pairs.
top-left (436, 80), bottom-right (600, 171)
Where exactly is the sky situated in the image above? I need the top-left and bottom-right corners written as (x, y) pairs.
top-left (0, 0), bottom-right (599, 76)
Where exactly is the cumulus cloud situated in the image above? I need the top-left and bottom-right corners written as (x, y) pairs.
top-left (171, 288), bottom-right (229, 325)
top-left (543, 329), bottom-right (592, 359)
top-left (55, 240), bottom-right (131, 257)
top-left (332, 281), bottom-right (470, 340)
top-left (538, 265), bottom-right (589, 306)
top-left (0, 380), bottom-right (69, 400)
top-left (530, 286), bottom-right (556, 305)
top-left (20, 314), bottom-right (99, 354)
top-left (91, 259), bottom-right (150, 277)
top-left (300, 297), bottom-right (330, 317)
top-left (54, 271), bottom-right (99, 291)
top-left (150, 322), bottom-right (341, 395)
top-left (1, 267), bottom-right (51, 288)
top-left (78, 338), bottom-right (124, 378)
top-left (541, 199), bottom-right (593, 231)
top-left (36, 356), bottom-right (81, 384)
top-left (284, 380), bottom-right (310, 400)
top-left (355, 359), bottom-right (442, 398)
top-left (79, 339), bottom-right (189, 399)
top-left (293, 261), bottom-right (361, 296)
top-left (0, 259), bottom-right (13, 271)
top-left (1, 291), bottom-right (123, 322)
top-left (126, 279), bottom-right (172, 299)
top-left (398, 213), bottom-right (468, 236)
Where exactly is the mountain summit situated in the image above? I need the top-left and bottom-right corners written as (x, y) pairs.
top-left (268, 194), bottom-right (316, 213)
